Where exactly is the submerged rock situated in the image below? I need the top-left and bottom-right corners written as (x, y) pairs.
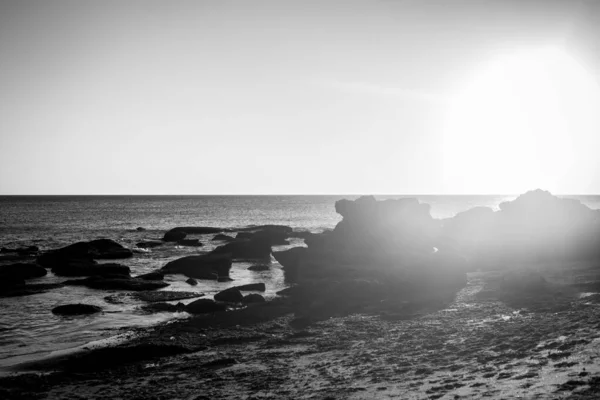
top-left (185, 298), bottom-right (227, 314)
top-left (214, 287), bottom-right (244, 303)
top-left (52, 304), bottom-right (102, 316)
top-left (162, 254), bottom-right (232, 280)
top-left (0, 282), bottom-right (64, 298)
top-left (163, 230), bottom-right (187, 242)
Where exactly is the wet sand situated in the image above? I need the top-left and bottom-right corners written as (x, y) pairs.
top-left (3, 265), bottom-right (600, 400)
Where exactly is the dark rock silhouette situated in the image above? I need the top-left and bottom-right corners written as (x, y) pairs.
top-left (142, 302), bottom-right (186, 313)
top-left (0, 263), bottom-right (47, 281)
top-left (37, 239), bottom-right (133, 272)
top-left (64, 276), bottom-right (169, 291)
top-left (185, 298), bottom-right (227, 314)
top-left (135, 271), bottom-right (164, 281)
top-left (52, 304), bottom-right (102, 316)
top-left (0, 282), bottom-right (64, 298)
top-left (136, 227), bottom-right (146, 231)
top-left (211, 237), bottom-right (272, 259)
top-left (161, 254), bottom-right (232, 280)
top-left (51, 262), bottom-right (131, 278)
top-left (163, 227), bottom-right (223, 242)
top-left (272, 195), bottom-right (467, 320)
top-left (214, 287), bottom-right (244, 303)
top-left (212, 234), bottom-right (235, 242)
top-left (186, 277), bottom-right (198, 286)
top-left (242, 293), bottom-right (266, 304)
top-left (248, 264), bottom-right (270, 271)
top-left (1, 245), bottom-right (39, 254)
top-left (232, 283), bottom-right (266, 292)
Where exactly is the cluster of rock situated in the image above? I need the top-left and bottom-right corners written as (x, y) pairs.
top-left (272, 196), bottom-right (469, 319)
top-left (439, 189), bottom-right (600, 268)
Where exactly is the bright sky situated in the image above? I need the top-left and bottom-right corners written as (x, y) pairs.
top-left (1, 0), bottom-right (599, 194)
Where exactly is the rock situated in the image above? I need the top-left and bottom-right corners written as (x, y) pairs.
top-left (0, 253), bottom-right (37, 262)
top-left (163, 227), bottom-right (223, 242)
top-left (185, 298), bottom-right (227, 314)
top-left (272, 247), bottom-right (308, 281)
top-left (0, 263), bottom-right (47, 281)
top-left (242, 294), bottom-right (266, 304)
top-left (136, 241), bottom-right (163, 249)
top-left (232, 283), bottom-right (266, 292)
top-left (37, 239), bottom-right (133, 268)
top-left (177, 239), bottom-right (202, 247)
top-left (236, 225), bottom-right (294, 245)
top-left (186, 277), bottom-right (198, 286)
top-left (135, 271), bottom-right (164, 281)
top-left (163, 230), bottom-right (187, 242)
top-left (64, 276), bottom-right (169, 291)
top-left (51, 262), bottom-right (131, 278)
top-left (52, 304), bottom-right (102, 316)
top-left (0, 283), bottom-right (64, 298)
top-left (141, 302), bottom-right (186, 313)
top-left (211, 237), bottom-right (272, 259)
top-left (248, 265), bottom-right (270, 271)
top-left (212, 234), bottom-right (235, 242)
top-left (214, 287), bottom-right (244, 303)
top-left (1, 246), bottom-right (39, 254)
top-left (136, 227), bottom-right (146, 231)
top-left (131, 291), bottom-right (203, 302)
top-left (217, 276), bottom-right (233, 282)
top-left (162, 254), bottom-right (232, 280)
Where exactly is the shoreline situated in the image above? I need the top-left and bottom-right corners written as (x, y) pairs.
top-left (4, 269), bottom-right (600, 399)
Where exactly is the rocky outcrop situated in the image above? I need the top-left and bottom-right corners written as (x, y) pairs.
top-left (212, 234), bottom-right (235, 242)
top-left (232, 283), bottom-right (266, 292)
top-left (52, 304), bottom-right (102, 315)
top-left (242, 294), bottom-right (266, 304)
top-left (0, 263), bottom-right (47, 281)
top-left (161, 254), bottom-right (231, 280)
top-left (177, 239), bottom-right (202, 247)
top-left (135, 271), bottom-right (164, 281)
top-left (214, 287), bottom-right (244, 303)
top-left (141, 302), bottom-right (186, 313)
top-left (51, 262), bottom-right (131, 278)
top-left (440, 189), bottom-right (600, 265)
top-left (271, 196), bottom-right (467, 319)
top-left (64, 276), bottom-right (169, 291)
top-left (185, 298), bottom-right (227, 314)
top-left (186, 278), bottom-right (198, 286)
top-left (211, 237), bottom-right (272, 259)
top-left (163, 227), bottom-right (223, 242)
top-left (37, 239), bottom-right (133, 270)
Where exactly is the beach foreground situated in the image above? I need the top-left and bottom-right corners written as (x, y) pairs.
top-left (3, 265), bottom-right (600, 400)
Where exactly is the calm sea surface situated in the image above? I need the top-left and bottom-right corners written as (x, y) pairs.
top-left (1, 194), bottom-right (599, 372)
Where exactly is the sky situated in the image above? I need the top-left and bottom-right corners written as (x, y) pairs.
top-left (0, 0), bottom-right (599, 195)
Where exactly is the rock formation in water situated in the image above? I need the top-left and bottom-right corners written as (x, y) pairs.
top-left (273, 195), bottom-right (468, 319)
top-left (440, 189), bottom-right (600, 267)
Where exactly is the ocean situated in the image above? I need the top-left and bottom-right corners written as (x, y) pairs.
top-left (1, 194), bottom-right (600, 372)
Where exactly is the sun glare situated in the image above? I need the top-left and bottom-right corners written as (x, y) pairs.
top-left (443, 47), bottom-right (600, 194)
